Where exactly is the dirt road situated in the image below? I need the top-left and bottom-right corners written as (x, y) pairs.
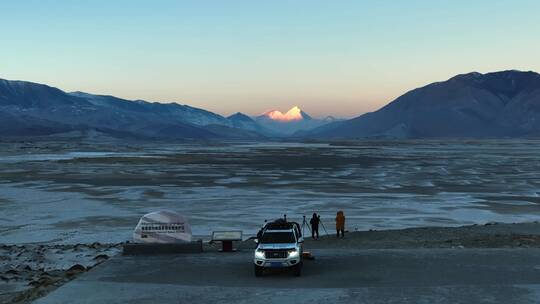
top-left (35, 248), bottom-right (540, 304)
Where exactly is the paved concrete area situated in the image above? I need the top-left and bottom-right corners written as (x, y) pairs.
top-left (35, 248), bottom-right (540, 303)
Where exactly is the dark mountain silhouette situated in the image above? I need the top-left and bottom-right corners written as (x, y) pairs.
top-left (4, 70), bottom-right (539, 140)
top-left (305, 70), bottom-right (540, 138)
top-left (0, 79), bottom-right (258, 139)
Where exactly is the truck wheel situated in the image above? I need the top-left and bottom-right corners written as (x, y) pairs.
top-left (254, 265), bottom-right (263, 277)
top-left (293, 263), bottom-right (302, 277)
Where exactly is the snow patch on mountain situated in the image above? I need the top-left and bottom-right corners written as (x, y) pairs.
top-left (261, 106), bottom-right (311, 122)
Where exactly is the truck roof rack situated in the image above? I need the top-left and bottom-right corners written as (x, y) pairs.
top-left (265, 220), bottom-right (300, 231)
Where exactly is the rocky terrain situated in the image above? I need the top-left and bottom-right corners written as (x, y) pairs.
top-left (0, 243), bottom-right (122, 304)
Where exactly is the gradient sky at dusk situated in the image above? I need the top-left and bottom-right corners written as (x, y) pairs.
top-left (2, 0), bottom-right (539, 118)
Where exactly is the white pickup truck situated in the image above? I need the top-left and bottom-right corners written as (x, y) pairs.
top-left (253, 220), bottom-right (304, 277)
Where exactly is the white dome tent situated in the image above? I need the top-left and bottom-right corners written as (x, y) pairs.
top-left (133, 210), bottom-right (192, 243)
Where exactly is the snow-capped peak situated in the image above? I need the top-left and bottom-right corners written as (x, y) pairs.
top-left (262, 106), bottom-right (307, 122)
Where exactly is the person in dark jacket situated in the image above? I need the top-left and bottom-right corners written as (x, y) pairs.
top-left (310, 213), bottom-right (320, 239)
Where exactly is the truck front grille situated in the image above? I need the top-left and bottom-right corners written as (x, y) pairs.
top-left (264, 250), bottom-right (287, 259)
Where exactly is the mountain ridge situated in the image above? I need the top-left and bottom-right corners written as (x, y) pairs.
top-left (305, 70), bottom-right (540, 138)
top-left (0, 78), bottom-right (261, 139)
top-left (3, 70), bottom-right (539, 140)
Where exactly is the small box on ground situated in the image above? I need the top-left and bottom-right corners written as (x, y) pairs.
top-left (212, 231), bottom-right (243, 252)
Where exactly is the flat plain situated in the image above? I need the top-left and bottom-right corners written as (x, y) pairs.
top-left (2, 139), bottom-right (540, 244)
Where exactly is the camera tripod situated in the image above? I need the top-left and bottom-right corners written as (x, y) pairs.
top-left (301, 215), bottom-right (312, 237)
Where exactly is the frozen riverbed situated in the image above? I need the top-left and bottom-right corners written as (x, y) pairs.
top-left (1, 139), bottom-right (540, 244)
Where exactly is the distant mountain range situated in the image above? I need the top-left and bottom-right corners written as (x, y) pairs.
top-left (0, 79), bottom-right (264, 139)
top-left (0, 78), bottom-right (337, 139)
top-left (2, 70), bottom-right (540, 140)
top-left (255, 106), bottom-right (339, 135)
top-left (304, 70), bottom-right (540, 138)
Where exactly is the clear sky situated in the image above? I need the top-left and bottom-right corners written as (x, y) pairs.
top-left (1, 1), bottom-right (539, 118)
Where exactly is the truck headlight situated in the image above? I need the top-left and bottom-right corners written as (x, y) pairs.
top-left (255, 249), bottom-right (265, 259)
top-left (288, 249), bottom-right (299, 258)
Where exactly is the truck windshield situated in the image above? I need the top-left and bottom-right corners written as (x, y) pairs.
top-left (260, 232), bottom-right (296, 244)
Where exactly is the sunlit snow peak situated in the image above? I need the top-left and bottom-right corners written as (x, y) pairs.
top-left (262, 106), bottom-right (307, 122)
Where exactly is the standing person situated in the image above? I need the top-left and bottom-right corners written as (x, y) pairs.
top-left (335, 210), bottom-right (345, 238)
top-left (309, 213), bottom-right (320, 239)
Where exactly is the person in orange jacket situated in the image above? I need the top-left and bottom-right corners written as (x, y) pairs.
top-left (335, 210), bottom-right (345, 238)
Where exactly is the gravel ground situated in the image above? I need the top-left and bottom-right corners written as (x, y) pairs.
top-left (3, 221), bottom-right (540, 303)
